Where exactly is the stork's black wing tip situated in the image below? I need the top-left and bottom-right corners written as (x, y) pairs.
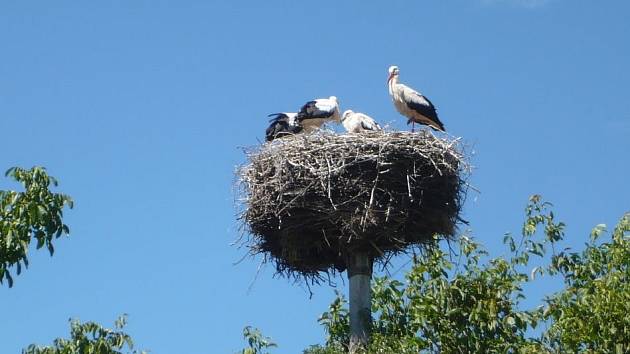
top-left (267, 113), bottom-right (288, 122)
top-left (430, 124), bottom-right (446, 132)
top-left (436, 119), bottom-right (446, 131)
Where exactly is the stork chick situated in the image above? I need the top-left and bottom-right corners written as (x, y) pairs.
top-left (341, 110), bottom-right (382, 133)
top-left (265, 112), bottom-right (303, 141)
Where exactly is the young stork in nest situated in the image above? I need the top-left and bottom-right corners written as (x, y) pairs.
top-left (341, 110), bottom-right (382, 133)
top-left (265, 112), bottom-right (303, 141)
top-left (387, 65), bottom-right (445, 132)
top-left (296, 96), bottom-right (341, 132)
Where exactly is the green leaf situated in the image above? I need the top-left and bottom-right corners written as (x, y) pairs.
top-left (590, 224), bottom-right (607, 242)
top-left (530, 266), bottom-right (541, 280)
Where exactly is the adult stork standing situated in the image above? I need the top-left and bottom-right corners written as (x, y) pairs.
top-left (265, 112), bottom-right (303, 142)
top-left (296, 96), bottom-right (341, 132)
top-left (341, 110), bottom-right (382, 133)
top-left (387, 65), bottom-right (445, 132)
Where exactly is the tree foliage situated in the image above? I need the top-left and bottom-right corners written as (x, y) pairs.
top-left (304, 196), bottom-right (629, 353)
top-left (541, 212), bottom-right (629, 353)
top-left (22, 315), bottom-right (145, 354)
top-left (0, 166), bottom-right (73, 287)
top-left (240, 326), bottom-right (278, 354)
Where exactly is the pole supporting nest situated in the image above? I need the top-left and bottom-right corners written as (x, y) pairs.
top-left (347, 251), bottom-right (373, 353)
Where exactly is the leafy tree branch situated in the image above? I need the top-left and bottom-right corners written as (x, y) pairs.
top-left (1, 166), bottom-right (73, 287)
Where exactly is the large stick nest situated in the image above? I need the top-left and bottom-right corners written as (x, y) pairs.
top-left (237, 130), bottom-right (467, 280)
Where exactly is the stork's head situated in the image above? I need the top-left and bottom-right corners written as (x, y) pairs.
top-left (329, 96), bottom-right (338, 104)
top-left (387, 65), bottom-right (399, 83)
top-left (341, 110), bottom-right (353, 122)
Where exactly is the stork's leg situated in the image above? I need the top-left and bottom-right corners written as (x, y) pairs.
top-left (411, 121), bottom-right (415, 133)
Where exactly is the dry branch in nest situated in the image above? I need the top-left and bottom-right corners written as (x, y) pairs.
top-left (236, 130), bottom-right (467, 281)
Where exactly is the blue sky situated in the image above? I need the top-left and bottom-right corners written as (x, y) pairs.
top-left (1, 1), bottom-right (629, 353)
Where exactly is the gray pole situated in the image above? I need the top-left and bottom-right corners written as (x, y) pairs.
top-left (347, 251), bottom-right (372, 353)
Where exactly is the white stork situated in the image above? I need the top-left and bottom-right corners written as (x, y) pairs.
top-left (265, 112), bottom-right (303, 141)
top-left (296, 96), bottom-right (341, 132)
top-left (341, 110), bottom-right (382, 133)
top-left (387, 66), bottom-right (445, 132)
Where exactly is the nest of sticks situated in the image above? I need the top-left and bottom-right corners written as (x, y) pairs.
top-left (237, 130), bottom-right (467, 281)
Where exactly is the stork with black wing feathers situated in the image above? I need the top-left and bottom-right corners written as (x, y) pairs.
top-left (387, 66), bottom-right (445, 132)
top-left (296, 96), bottom-right (341, 132)
top-left (265, 112), bottom-right (303, 142)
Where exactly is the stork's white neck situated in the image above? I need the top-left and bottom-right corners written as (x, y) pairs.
top-left (388, 75), bottom-right (399, 95)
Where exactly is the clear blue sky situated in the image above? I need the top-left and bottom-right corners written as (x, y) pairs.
top-left (1, 1), bottom-right (629, 353)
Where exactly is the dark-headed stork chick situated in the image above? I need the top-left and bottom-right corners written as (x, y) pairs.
top-left (296, 96), bottom-right (341, 132)
top-left (341, 110), bottom-right (382, 133)
top-left (265, 112), bottom-right (303, 142)
top-left (387, 65), bottom-right (445, 132)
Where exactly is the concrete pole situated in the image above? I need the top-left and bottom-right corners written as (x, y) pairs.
top-left (347, 251), bottom-right (373, 353)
